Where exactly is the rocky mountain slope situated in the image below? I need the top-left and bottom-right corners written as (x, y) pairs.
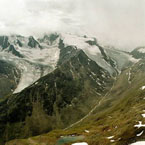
top-left (6, 55), bottom-right (145, 145)
top-left (60, 33), bottom-right (137, 75)
top-left (0, 60), bottom-right (20, 98)
top-left (0, 34), bottom-right (60, 96)
top-left (0, 33), bottom-right (136, 97)
top-left (131, 46), bottom-right (145, 59)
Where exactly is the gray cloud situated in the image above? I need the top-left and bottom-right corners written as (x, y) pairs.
top-left (0, 0), bottom-right (144, 50)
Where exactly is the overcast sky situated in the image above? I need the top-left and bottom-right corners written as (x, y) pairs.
top-left (0, 0), bottom-right (145, 50)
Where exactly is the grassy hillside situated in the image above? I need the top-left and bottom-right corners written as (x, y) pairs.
top-left (6, 59), bottom-right (145, 145)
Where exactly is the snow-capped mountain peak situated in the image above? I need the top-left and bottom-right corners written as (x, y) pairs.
top-left (0, 32), bottom-right (138, 94)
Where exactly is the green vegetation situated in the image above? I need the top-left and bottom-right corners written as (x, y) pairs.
top-left (24, 101), bottom-right (55, 137)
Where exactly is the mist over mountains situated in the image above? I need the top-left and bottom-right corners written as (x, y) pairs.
top-left (0, 0), bottom-right (145, 50)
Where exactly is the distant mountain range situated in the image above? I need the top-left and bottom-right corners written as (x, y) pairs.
top-left (0, 33), bottom-right (137, 96)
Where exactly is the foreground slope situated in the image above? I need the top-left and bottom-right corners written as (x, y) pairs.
top-left (7, 59), bottom-right (145, 145)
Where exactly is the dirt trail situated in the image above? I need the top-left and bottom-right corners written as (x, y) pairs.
top-left (64, 82), bottom-right (115, 130)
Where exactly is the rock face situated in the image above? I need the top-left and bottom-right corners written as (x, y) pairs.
top-left (28, 36), bottom-right (42, 49)
top-left (0, 60), bottom-right (20, 98)
top-left (0, 36), bottom-right (10, 49)
top-left (131, 47), bottom-right (145, 59)
top-left (39, 33), bottom-right (59, 45)
top-left (6, 45), bottom-right (24, 58)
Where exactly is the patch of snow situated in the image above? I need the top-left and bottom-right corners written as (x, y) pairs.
top-left (128, 69), bottom-right (132, 84)
top-left (97, 82), bottom-right (101, 86)
top-left (71, 135), bottom-right (75, 137)
top-left (128, 56), bottom-right (140, 63)
top-left (130, 141), bottom-right (145, 145)
top-left (101, 74), bottom-right (105, 78)
top-left (142, 114), bottom-right (145, 118)
top-left (85, 130), bottom-right (90, 133)
top-left (60, 136), bottom-right (64, 138)
top-left (91, 71), bottom-right (96, 76)
top-left (134, 121), bottom-right (145, 128)
top-left (107, 136), bottom-right (115, 142)
top-left (138, 48), bottom-right (145, 53)
top-left (34, 82), bottom-right (38, 85)
top-left (136, 130), bottom-right (144, 136)
top-left (72, 142), bottom-right (88, 145)
top-left (141, 86), bottom-right (145, 90)
top-left (61, 33), bottom-right (100, 54)
top-left (107, 136), bottom-right (114, 139)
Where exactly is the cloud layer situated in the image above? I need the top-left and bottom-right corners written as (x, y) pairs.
top-left (0, 0), bottom-right (145, 50)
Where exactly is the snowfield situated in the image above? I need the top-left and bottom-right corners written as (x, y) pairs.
top-left (72, 142), bottom-right (88, 145)
top-left (138, 47), bottom-right (145, 53)
top-left (141, 86), bottom-right (145, 90)
top-left (61, 33), bottom-right (138, 75)
top-left (0, 33), bottom-right (139, 93)
top-left (136, 130), bottom-right (144, 137)
top-left (0, 35), bottom-right (60, 93)
top-left (107, 136), bottom-right (114, 139)
top-left (130, 141), bottom-right (145, 145)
